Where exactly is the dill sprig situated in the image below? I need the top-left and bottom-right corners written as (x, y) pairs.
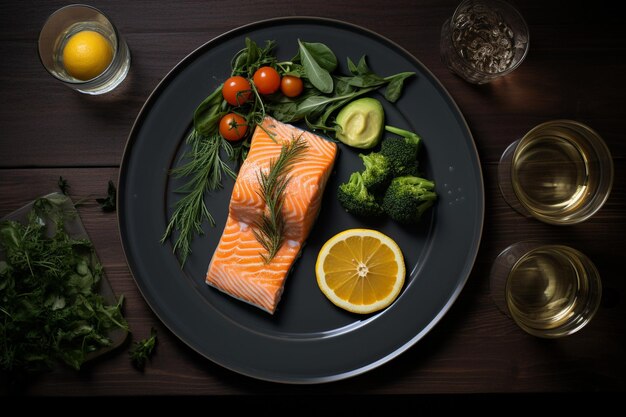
top-left (161, 130), bottom-right (237, 265)
top-left (252, 134), bottom-right (308, 263)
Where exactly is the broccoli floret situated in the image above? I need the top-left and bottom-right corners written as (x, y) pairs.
top-left (380, 137), bottom-right (419, 177)
top-left (359, 152), bottom-right (393, 194)
top-left (337, 172), bottom-right (384, 218)
top-left (382, 176), bottom-right (437, 224)
top-left (380, 126), bottom-right (422, 177)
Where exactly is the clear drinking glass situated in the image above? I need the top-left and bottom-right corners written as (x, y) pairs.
top-left (498, 120), bottom-right (614, 225)
top-left (38, 4), bottom-right (131, 95)
top-left (490, 241), bottom-right (602, 338)
top-left (440, 0), bottom-right (529, 84)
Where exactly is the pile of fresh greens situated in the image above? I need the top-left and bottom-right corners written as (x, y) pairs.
top-left (162, 37), bottom-right (415, 265)
top-left (0, 196), bottom-right (128, 376)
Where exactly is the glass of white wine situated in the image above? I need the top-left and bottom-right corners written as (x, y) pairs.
top-left (490, 241), bottom-right (602, 338)
top-left (498, 120), bottom-right (613, 225)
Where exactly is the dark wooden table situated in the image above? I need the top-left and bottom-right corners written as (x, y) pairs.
top-left (1, 0), bottom-right (624, 395)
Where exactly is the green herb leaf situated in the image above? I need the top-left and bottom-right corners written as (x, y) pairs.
top-left (335, 73), bottom-right (386, 88)
top-left (347, 56), bottom-right (358, 75)
top-left (232, 38), bottom-right (277, 77)
top-left (356, 55), bottom-right (370, 75)
top-left (193, 84), bottom-right (226, 136)
top-left (296, 94), bottom-right (348, 116)
top-left (298, 39), bottom-right (334, 93)
top-left (384, 72), bottom-right (414, 103)
top-left (96, 180), bottom-right (116, 212)
top-left (298, 41), bottom-right (337, 72)
top-left (162, 132), bottom-right (236, 265)
top-left (129, 327), bottom-right (158, 371)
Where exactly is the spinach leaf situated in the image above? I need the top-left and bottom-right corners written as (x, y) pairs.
top-left (335, 73), bottom-right (386, 88)
top-left (346, 55), bottom-right (372, 76)
top-left (193, 84), bottom-right (226, 136)
top-left (296, 94), bottom-right (347, 116)
top-left (347, 56), bottom-right (358, 75)
top-left (355, 55), bottom-right (370, 75)
top-left (384, 71), bottom-right (414, 103)
top-left (298, 40), bottom-right (334, 93)
top-left (299, 41), bottom-right (337, 72)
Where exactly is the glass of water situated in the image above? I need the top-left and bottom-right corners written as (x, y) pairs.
top-left (38, 4), bottom-right (131, 95)
top-left (440, 0), bottom-right (529, 84)
top-left (490, 241), bottom-right (602, 338)
top-left (498, 120), bottom-right (614, 225)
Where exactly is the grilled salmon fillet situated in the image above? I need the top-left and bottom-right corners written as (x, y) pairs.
top-left (206, 116), bottom-right (338, 313)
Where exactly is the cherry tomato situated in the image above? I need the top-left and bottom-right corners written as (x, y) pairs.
top-left (253, 66), bottom-right (281, 95)
top-left (280, 75), bottom-right (304, 98)
top-left (219, 113), bottom-right (248, 141)
top-left (222, 76), bottom-right (252, 106)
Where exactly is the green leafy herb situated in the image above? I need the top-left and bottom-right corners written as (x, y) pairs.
top-left (161, 131), bottom-right (236, 265)
top-left (96, 180), bottom-right (116, 212)
top-left (231, 38), bottom-right (277, 78)
top-left (299, 41), bottom-right (338, 72)
top-left (0, 196), bottom-right (128, 377)
top-left (193, 84), bottom-right (226, 136)
top-left (384, 72), bottom-right (415, 103)
top-left (252, 135), bottom-right (308, 263)
top-left (298, 39), bottom-right (335, 93)
top-left (57, 176), bottom-right (70, 195)
top-left (129, 327), bottom-right (157, 371)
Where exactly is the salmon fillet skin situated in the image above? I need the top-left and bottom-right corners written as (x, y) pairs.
top-left (205, 116), bottom-right (338, 314)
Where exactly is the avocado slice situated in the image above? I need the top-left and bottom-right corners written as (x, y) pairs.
top-left (335, 97), bottom-right (384, 149)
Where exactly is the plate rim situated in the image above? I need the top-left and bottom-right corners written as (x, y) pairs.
top-left (117, 16), bottom-right (485, 384)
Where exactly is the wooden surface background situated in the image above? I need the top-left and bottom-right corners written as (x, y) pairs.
top-left (1, 0), bottom-right (624, 395)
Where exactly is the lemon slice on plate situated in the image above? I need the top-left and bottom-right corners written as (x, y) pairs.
top-left (316, 229), bottom-right (405, 314)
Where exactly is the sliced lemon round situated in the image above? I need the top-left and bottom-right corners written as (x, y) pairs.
top-left (316, 229), bottom-right (405, 314)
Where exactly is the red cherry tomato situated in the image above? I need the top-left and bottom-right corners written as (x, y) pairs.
top-left (222, 76), bottom-right (252, 106)
top-left (253, 66), bottom-right (281, 95)
top-left (219, 113), bottom-right (248, 141)
top-left (280, 75), bottom-right (304, 98)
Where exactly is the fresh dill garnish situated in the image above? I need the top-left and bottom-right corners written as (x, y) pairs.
top-left (252, 134), bottom-right (308, 263)
top-left (161, 130), bottom-right (236, 265)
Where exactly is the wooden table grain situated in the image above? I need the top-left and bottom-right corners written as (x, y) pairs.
top-left (1, 0), bottom-right (624, 395)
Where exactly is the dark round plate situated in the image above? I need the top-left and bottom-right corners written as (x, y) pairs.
top-left (118, 17), bottom-right (484, 383)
